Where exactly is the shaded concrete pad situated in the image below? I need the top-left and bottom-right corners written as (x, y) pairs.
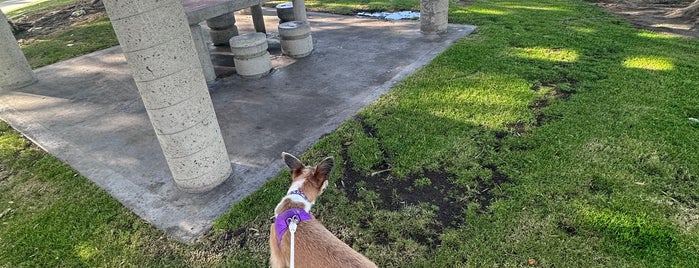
top-left (0, 11), bottom-right (475, 242)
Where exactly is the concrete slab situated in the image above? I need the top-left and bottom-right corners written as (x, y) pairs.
top-left (0, 10), bottom-right (475, 242)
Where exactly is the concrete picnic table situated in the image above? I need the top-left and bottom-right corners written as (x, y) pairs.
top-left (182, 0), bottom-right (308, 82)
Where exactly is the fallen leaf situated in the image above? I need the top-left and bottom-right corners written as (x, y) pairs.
top-left (0, 208), bottom-right (12, 219)
top-left (528, 258), bottom-right (537, 266)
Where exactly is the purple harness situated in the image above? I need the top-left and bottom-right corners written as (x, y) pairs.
top-left (275, 191), bottom-right (312, 247)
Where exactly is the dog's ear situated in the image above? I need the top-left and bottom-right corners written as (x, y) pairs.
top-left (282, 152), bottom-right (304, 173)
top-left (312, 156), bottom-right (334, 185)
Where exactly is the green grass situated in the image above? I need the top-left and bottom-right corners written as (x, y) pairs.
top-left (0, 122), bottom-right (186, 267)
top-left (7, 0), bottom-right (119, 68)
top-left (2, 0), bottom-right (699, 266)
top-left (6, 0), bottom-right (80, 16)
top-left (21, 16), bottom-right (118, 68)
top-left (218, 0), bottom-right (699, 266)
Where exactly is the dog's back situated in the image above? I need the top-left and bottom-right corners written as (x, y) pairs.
top-left (269, 218), bottom-right (377, 268)
top-left (269, 153), bottom-right (377, 268)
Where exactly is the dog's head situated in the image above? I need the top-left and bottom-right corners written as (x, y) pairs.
top-left (282, 152), bottom-right (333, 203)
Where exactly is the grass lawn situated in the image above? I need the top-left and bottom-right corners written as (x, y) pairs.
top-left (2, 0), bottom-right (699, 266)
top-left (8, 0), bottom-right (119, 68)
top-left (5, 0), bottom-right (80, 16)
top-left (20, 16), bottom-right (117, 68)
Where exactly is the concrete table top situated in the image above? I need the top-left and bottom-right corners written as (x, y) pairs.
top-left (182, 0), bottom-right (266, 25)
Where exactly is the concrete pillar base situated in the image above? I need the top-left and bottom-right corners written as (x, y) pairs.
top-left (279, 21), bottom-right (313, 58)
top-left (276, 2), bottom-right (295, 23)
top-left (1, 77), bottom-right (38, 90)
top-left (229, 33), bottom-right (271, 78)
top-left (420, 0), bottom-right (449, 34)
top-left (0, 11), bottom-right (36, 90)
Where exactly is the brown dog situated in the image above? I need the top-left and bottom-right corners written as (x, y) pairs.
top-left (269, 152), bottom-right (377, 268)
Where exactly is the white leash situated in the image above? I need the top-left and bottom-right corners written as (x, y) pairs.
top-left (289, 218), bottom-right (299, 268)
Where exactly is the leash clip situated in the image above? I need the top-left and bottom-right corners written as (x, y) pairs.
top-left (288, 216), bottom-right (299, 233)
top-left (289, 217), bottom-right (299, 268)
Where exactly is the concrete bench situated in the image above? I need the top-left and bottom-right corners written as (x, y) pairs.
top-left (182, 0), bottom-right (268, 82)
top-left (182, 0), bottom-right (309, 82)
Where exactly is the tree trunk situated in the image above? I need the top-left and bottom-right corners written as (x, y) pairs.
top-left (666, 0), bottom-right (699, 19)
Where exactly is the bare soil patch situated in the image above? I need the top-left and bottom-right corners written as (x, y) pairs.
top-left (8, 0), bottom-right (106, 42)
top-left (596, 0), bottom-right (699, 38)
top-left (333, 117), bottom-right (513, 250)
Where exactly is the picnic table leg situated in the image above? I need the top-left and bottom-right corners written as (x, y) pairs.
top-left (250, 5), bottom-right (266, 33)
top-left (190, 24), bottom-right (217, 83)
top-left (291, 0), bottom-right (307, 21)
top-left (103, 0), bottom-right (232, 193)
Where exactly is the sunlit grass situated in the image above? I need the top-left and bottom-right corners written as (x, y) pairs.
top-left (2, 0), bottom-right (699, 266)
top-left (468, 7), bottom-right (509, 15)
top-left (510, 47), bottom-right (579, 62)
top-left (623, 56), bottom-right (675, 71)
top-left (570, 26), bottom-right (596, 33)
top-left (637, 31), bottom-right (679, 40)
top-left (501, 4), bottom-right (567, 12)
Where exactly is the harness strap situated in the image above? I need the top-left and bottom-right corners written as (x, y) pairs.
top-left (289, 219), bottom-right (298, 268)
top-left (275, 208), bottom-right (312, 247)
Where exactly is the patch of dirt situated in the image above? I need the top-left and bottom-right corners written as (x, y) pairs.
top-left (335, 117), bottom-right (512, 249)
top-left (596, 0), bottom-right (699, 38)
top-left (529, 80), bottom-right (577, 127)
top-left (8, 0), bottom-right (106, 42)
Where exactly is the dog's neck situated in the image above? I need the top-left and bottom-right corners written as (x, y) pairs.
top-left (274, 179), bottom-right (314, 217)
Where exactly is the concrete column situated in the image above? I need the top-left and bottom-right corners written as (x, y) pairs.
top-left (103, 0), bottom-right (232, 193)
top-left (0, 11), bottom-right (36, 90)
top-left (420, 0), bottom-right (448, 34)
top-left (291, 0), bottom-right (307, 21)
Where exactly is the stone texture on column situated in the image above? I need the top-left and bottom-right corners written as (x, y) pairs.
top-left (103, 0), bottom-right (232, 193)
top-left (0, 11), bottom-right (36, 90)
top-left (207, 13), bottom-right (238, 46)
top-left (420, 0), bottom-right (448, 34)
top-left (291, 0), bottom-right (307, 22)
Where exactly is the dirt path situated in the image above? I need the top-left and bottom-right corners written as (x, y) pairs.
top-left (596, 1), bottom-right (698, 39)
